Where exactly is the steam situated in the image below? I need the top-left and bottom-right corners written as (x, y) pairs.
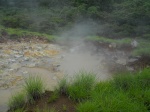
top-left (57, 21), bottom-right (111, 80)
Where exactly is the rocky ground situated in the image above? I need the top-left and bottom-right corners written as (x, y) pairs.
top-left (0, 41), bottom-right (65, 112)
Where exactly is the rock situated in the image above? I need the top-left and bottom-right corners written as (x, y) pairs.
top-left (126, 66), bottom-right (134, 71)
top-left (116, 59), bottom-right (127, 65)
top-left (23, 57), bottom-right (30, 61)
top-left (22, 71), bottom-right (28, 75)
top-left (109, 43), bottom-right (117, 49)
top-left (27, 63), bottom-right (36, 67)
top-left (10, 63), bottom-right (21, 70)
top-left (128, 58), bottom-right (138, 63)
top-left (14, 55), bottom-right (23, 58)
top-left (131, 40), bottom-right (138, 48)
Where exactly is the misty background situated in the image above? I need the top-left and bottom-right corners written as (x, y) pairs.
top-left (0, 0), bottom-right (150, 38)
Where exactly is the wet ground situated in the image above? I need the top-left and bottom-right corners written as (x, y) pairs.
top-left (0, 41), bottom-right (139, 112)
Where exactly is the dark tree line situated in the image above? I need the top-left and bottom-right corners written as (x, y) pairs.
top-left (0, 0), bottom-right (150, 38)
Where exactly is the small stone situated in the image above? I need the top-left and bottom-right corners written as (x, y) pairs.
top-left (22, 71), bottom-right (28, 75)
top-left (52, 76), bottom-right (57, 80)
top-left (28, 63), bottom-right (36, 67)
top-left (14, 55), bottom-right (23, 58)
top-left (116, 59), bottom-right (127, 65)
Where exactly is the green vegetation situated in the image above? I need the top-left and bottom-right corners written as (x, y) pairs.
top-left (8, 68), bottom-right (150, 111)
top-left (0, 25), bottom-right (55, 41)
top-left (67, 71), bottom-right (96, 101)
top-left (62, 104), bottom-right (67, 112)
top-left (76, 68), bottom-right (150, 112)
top-left (132, 39), bottom-right (150, 56)
top-left (0, 0), bottom-right (149, 37)
top-left (48, 91), bottom-right (59, 103)
top-left (24, 76), bottom-right (44, 102)
top-left (35, 107), bottom-right (57, 112)
top-left (8, 92), bottom-right (26, 111)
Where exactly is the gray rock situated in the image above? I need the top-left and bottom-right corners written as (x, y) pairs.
top-left (14, 55), bottom-right (23, 58)
top-left (116, 59), bottom-right (127, 65)
top-left (128, 58), bottom-right (138, 63)
top-left (27, 63), bottom-right (36, 67)
top-left (10, 63), bottom-right (21, 70)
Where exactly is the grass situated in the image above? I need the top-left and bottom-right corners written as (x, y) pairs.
top-left (24, 76), bottom-right (44, 102)
top-left (8, 92), bottom-right (26, 111)
top-left (48, 91), bottom-right (59, 103)
top-left (75, 68), bottom-right (150, 112)
top-left (8, 69), bottom-right (150, 111)
top-left (67, 71), bottom-right (96, 101)
top-left (0, 25), bottom-right (56, 41)
top-left (87, 36), bottom-right (132, 46)
top-left (35, 107), bottom-right (58, 112)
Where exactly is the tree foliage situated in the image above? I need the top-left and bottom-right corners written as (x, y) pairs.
top-left (0, 0), bottom-right (149, 37)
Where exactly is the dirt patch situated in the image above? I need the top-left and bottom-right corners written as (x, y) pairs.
top-left (26, 91), bottom-right (76, 112)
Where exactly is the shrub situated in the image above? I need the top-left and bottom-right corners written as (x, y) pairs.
top-left (67, 71), bottom-right (96, 101)
top-left (8, 92), bottom-right (26, 111)
top-left (24, 76), bottom-right (44, 102)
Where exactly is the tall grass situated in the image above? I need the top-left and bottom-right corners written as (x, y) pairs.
top-left (67, 71), bottom-right (96, 101)
top-left (8, 92), bottom-right (26, 111)
top-left (24, 76), bottom-right (44, 102)
top-left (75, 68), bottom-right (150, 112)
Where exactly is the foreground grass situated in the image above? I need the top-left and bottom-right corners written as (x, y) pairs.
top-left (24, 76), bottom-right (44, 103)
top-left (76, 68), bottom-right (150, 112)
top-left (8, 69), bottom-right (150, 111)
top-left (8, 92), bottom-right (26, 111)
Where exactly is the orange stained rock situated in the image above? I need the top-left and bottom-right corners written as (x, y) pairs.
top-left (44, 50), bottom-right (59, 56)
top-left (3, 50), bottom-right (12, 54)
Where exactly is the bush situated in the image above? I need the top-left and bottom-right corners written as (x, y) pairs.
top-left (8, 92), bottom-right (26, 111)
top-left (24, 76), bottom-right (44, 102)
top-left (67, 71), bottom-right (96, 101)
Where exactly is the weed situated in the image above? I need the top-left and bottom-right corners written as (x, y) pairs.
top-left (35, 107), bottom-right (57, 112)
top-left (48, 91), bottom-right (59, 103)
top-left (24, 76), bottom-right (44, 102)
top-left (13, 108), bottom-right (27, 112)
top-left (67, 71), bottom-right (96, 101)
top-left (8, 92), bottom-right (26, 111)
top-left (62, 104), bottom-right (67, 111)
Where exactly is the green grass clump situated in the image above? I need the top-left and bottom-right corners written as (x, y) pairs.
top-left (75, 68), bottom-right (150, 112)
top-left (76, 101), bottom-right (99, 112)
top-left (67, 71), bottom-right (96, 101)
top-left (48, 91), bottom-right (59, 103)
top-left (8, 92), bottom-right (26, 111)
top-left (24, 76), bottom-right (44, 102)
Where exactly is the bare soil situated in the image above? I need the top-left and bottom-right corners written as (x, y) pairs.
top-left (26, 91), bottom-right (76, 112)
